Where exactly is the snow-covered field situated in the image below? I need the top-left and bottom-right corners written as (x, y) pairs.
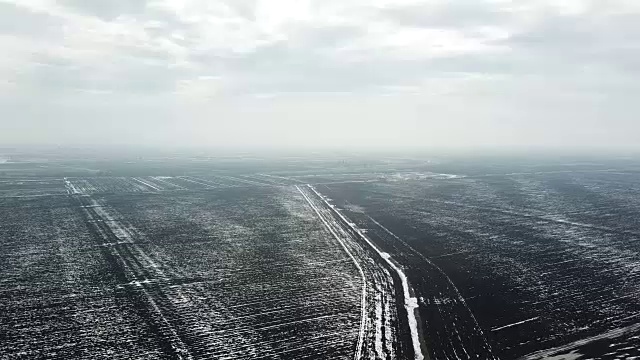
top-left (2, 177), bottom-right (366, 359)
top-left (3, 154), bottom-right (640, 359)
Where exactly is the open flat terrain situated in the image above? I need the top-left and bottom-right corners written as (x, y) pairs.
top-left (2, 150), bottom-right (640, 359)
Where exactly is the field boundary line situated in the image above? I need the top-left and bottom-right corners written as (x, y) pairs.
top-left (309, 185), bottom-right (426, 360)
top-left (295, 185), bottom-right (367, 360)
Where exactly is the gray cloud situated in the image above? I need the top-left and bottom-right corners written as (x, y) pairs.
top-left (0, 2), bottom-right (62, 37)
top-left (59, 0), bottom-right (149, 20)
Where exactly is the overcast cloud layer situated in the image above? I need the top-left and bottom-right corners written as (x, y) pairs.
top-left (1, 0), bottom-right (639, 150)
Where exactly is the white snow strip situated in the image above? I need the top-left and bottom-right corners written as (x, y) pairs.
top-left (63, 177), bottom-right (82, 195)
top-left (375, 290), bottom-right (384, 357)
top-left (518, 322), bottom-right (640, 360)
top-left (80, 198), bottom-right (192, 359)
top-left (384, 288), bottom-right (395, 358)
top-left (97, 241), bottom-right (133, 247)
top-left (0, 194), bottom-right (68, 198)
top-left (491, 317), bottom-right (540, 332)
top-left (132, 177), bottom-right (162, 191)
top-left (296, 185), bottom-right (367, 360)
top-left (308, 185), bottom-right (425, 360)
top-left (152, 176), bottom-right (188, 190)
top-left (430, 250), bottom-right (471, 259)
top-left (367, 214), bottom-right (497, 359)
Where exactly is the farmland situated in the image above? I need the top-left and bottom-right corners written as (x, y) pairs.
top-left (2, 151), bottom-right (640, 359)
top-left (313, 158), bottom-right (640, 359)
top-left (1, 171), bottom-right (368, 358)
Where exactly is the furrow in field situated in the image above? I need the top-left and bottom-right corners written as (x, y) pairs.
top-left (57, 179), bottom-right (364, 359)
top-left (297, 184), bottom-right (412, 360)
top-left (73, 195), bottom-right (193, 359)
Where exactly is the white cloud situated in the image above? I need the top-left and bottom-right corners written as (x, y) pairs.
top-left (1, 0), bottom-right (639, 149)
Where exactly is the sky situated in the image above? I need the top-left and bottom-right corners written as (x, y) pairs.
top-left (1, 0), bottom-right (639, 151)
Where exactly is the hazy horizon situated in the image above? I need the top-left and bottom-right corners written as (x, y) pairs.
top-left (2, 0), bottom-right (640, 150)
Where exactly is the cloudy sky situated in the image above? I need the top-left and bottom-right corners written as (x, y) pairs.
top-left (1, 0), bottom-right (639, 150)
